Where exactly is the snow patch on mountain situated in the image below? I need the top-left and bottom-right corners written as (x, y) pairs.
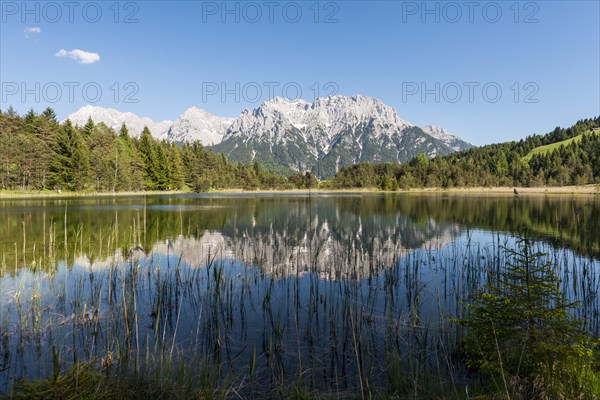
top-left (224, 104), bottom-right (299, 141)
top-left (166, 107), bottom-right (234, 145)
top-left (214, 95), bottom-right (473, 177)
top-left (65, 105), bottom-right (172, 138)
top-left (65, 97), bottom-right (473, 168)
top-left (224, 95), bottom-right (412, 144)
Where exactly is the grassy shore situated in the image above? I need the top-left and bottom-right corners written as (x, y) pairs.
top-left (1, 184), bottom-right (598, 199)
top-left (0, 189), bottom-right (186, 199)
top-left (252, 185), bottom-right (600, 195)
top-left (392, 184), bottom-right (600, 195)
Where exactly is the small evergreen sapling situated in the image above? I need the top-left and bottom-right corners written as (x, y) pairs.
top-left (455, 235), bottom-right (598, 397)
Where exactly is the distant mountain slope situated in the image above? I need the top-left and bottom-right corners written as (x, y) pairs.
top-left (421, 125), bottom-right (473, 151)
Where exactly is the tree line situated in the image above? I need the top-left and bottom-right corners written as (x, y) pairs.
top-left (328, 117), bottom-right (600, 189)
top-left (2, 107), bottom-right (598, 192)
top-left (0, 107), bottom-right (318, 192)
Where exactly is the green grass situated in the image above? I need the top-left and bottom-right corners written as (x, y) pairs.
top-left (523, 130), bottom-right (598, 161)
top-left (0, 189), bottom-right (192, 199)
top-left (3, 361), bottom-right (228, 400)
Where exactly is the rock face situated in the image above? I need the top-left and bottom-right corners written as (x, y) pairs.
top-left (65, 105), bottom-right (172, 138)
top-left (420, 125), bottom-right (472, 151)
top-left (66, 95), bottom-right (473, 176)
top-left (166, 107), bottom-right (234, 145)
top-left (213, 95), bottom-right (473, 177)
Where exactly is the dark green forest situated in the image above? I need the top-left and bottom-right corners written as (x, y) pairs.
top-left (0, 106), bottom-right (317, 192)
top-left (1, 106), bottom-right (598, 192)
top-left (329, 117), bottom-right (600, 189)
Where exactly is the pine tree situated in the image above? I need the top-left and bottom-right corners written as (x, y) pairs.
top-left (137, 127), bottom-right (160, 190)
top-left (88, 123), bottom-right (116, 191)
top-left (304, 171), bottom-right (318, 189)
top-left (6, 106), bottom-right (17, 116)
top-left (82, 117), bottom-right (95, 138)
top-left (41, 107), bottom-right (57, 124)
top-left (168, 144), bottom-right (185, 190)
top-left (24, 108), bottom-right (37, 125)
top-left (49, 120), bottom-right (90, 191)
top-left (455, 236), bottom-right (597, 398)
top-left (119, 123), bottom-right (130, 143)
top-left (154, 143), bottom-right (171, 190)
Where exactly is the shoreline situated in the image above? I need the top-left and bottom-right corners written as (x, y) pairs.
top-left (0, 185), bottom-right (598, 199)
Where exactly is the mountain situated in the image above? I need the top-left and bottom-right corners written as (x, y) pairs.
top-left (166, 107), bottom-right (234, 145)
top-left (65, 96), bottom-right (473, 177)
top-left (212, 95), bottom-right (473, 177)
top-left (66, 105), bottom-right (232, 144)
top-left (421, 125), bottom-right (472, 151)
top-left (65, 105), bottom-right (172, 138)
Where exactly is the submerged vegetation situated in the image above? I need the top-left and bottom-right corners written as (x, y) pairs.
top-left (0, 195), bottom-right (599, 398)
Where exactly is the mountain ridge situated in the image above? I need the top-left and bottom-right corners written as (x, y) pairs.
top-left (66, 105), bottom-right (173, 139)
top-left (65, 95), bottom-right (473, 177)
top-left (213, 95), bottom-right (473, 176)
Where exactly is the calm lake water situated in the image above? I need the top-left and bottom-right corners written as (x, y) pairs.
top-left (1, 193), bottom-right (599, 395)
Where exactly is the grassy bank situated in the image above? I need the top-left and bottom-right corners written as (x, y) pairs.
top-left (384, 184), bottom-right (600, 195)
top-left (1, 184), bottom-right (599, 199)
top-left (522, 129), bottom-right (600, 161)
top-left (0, 189), bottom-right (190, 199)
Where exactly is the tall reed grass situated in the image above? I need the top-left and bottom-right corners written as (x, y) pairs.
top-left (0, 210), bottom-right (599, 398)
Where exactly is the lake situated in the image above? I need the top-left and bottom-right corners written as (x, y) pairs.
top-left (1, 193), bottom-right (599, 396)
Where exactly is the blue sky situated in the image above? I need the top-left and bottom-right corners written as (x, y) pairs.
top-left (1, 0), bottom-right (598, 145)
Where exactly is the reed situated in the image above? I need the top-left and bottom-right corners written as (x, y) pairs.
top-left (0, 212), bottom-right (599, 399)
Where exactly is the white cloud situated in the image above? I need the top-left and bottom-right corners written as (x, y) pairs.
top-left (55, 49), bottom-right (101, 65)
top-left (24, 27), bottom-right (41, 38)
